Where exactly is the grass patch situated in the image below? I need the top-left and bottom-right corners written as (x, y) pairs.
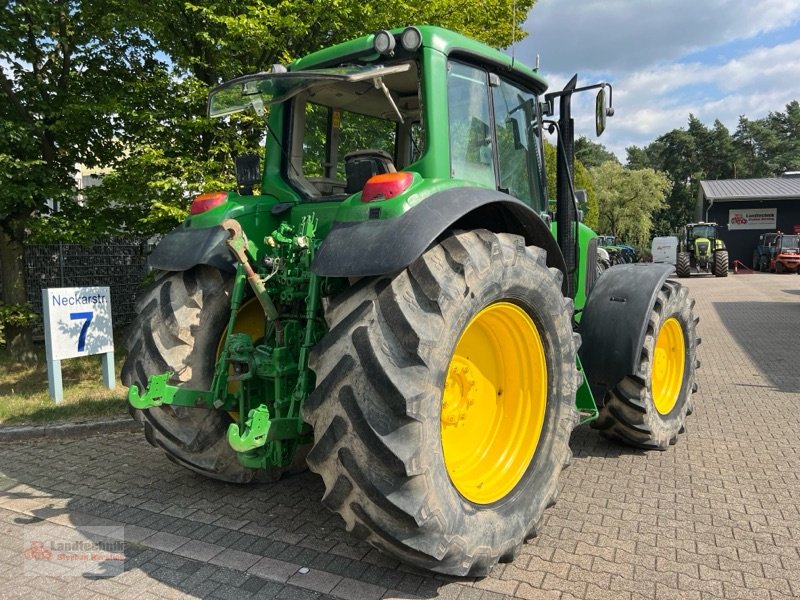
top-left (0, 347), bottom-right (129, 426)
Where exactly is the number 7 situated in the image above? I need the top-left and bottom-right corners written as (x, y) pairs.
top-left (69, 311), bottom-right (93, 352)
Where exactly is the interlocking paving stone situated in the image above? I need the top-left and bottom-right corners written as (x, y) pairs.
top-left (1, 274), bottom-right (799, 598)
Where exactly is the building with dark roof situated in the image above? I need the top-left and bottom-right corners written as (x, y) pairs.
top-left (696, 176), bottom-right (800, 267)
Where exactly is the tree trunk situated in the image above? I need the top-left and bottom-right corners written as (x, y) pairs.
top-left (0, 224), bottom-right (37, 363)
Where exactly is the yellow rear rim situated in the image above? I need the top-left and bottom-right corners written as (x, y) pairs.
top-left (652, 317), bottom-right (685, 415)
top-left (441, 302), bottom-right (547, 505)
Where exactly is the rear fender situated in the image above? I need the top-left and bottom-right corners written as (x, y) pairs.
top-left (578, 263), bottom-right (674, 402)
top-left (311, 187), bottom-right (568, 294)
top-left (149, 224), bottom-right (236, 273)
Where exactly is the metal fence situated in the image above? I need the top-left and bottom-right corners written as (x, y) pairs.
top-left (25, 239), bottom-right (154, 333)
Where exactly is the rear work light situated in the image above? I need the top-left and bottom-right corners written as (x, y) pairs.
top-left (361, 172), bottom-right (414, 202)
top-left (190, 192), bottom-right (228, 215)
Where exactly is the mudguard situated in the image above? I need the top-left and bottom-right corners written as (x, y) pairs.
top-left (578, 263), bottom-right (674, 401)
top-left (311, 187), bottom-right (567, 291)
top-left (149, 225), bottom-right (235, 273)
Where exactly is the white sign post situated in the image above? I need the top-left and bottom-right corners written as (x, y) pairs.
top-left (42, 287), bottom-right (115, 403)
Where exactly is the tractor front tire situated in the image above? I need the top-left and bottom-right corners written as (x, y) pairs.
top-left (776, 261), bottom-right (785, 274)
top-left (303, 230), bottom-right (580, 576)
top-left (121, 266), bottom-right (266, 484)
top-left (714, 250), bottom-right (729, 277)
top-left (592, 280), bottom-right (699, 449)
top-left (676, 252), bottom-right (691, 278)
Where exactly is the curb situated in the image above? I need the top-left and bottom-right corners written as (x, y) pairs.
top-left (0, 418), bottom-right (142, 442)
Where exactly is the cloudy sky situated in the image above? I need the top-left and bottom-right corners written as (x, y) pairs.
top-left (516, 0), bottom-right (800, 162)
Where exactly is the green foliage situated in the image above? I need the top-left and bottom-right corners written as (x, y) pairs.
top-left (590, 162), bottom-right (670, 247)
top-left (542, 140), bottom-right (598, 229)
top-left (575, 136), bottom-right (619, 169)
top-left (625, 102), bottom-right (800, 236)
top-left (0, 304), bottom-right (38, 346)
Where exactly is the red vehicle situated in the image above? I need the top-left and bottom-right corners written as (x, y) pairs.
top-left (771, 234), bottom-right (800, 273)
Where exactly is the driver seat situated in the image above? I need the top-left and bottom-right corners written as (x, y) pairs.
top-left (344, 149), bottom-right (396, 194)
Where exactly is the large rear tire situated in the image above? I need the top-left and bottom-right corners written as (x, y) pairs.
top-left (303, 230), bottom-right (580, 576)
top-left (121, 266), bottom-right (274, 483)
top-left (676, 251), bottom-right (691, 278)
top-left (591, 280), bottom-right (699, 449)
top-left (714, 250), bottom-right (728, 277)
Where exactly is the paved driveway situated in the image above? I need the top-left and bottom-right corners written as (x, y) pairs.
top-left (1, 272), bottom-right (799, 599)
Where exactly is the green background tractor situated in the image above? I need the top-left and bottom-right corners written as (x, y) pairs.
top-left (121, 26), bottom-right (699, 577)
top-left (676, 222), bottom-right (728, 278)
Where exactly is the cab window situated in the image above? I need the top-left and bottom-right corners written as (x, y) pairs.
top-left (447, 60), bottom-right (546, 210)
top-left (447, 62), bottom-right (495, 188)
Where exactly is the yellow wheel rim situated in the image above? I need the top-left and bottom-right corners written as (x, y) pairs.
top-left (652, 317), bottom-right (685, 415)
top-left (441, 302), bottom-right (547, 505)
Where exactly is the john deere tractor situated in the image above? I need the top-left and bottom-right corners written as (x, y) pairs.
top-left (676, 222), bottom-right (728, 277)
top-left (122, 27), bottom-right (699, 576)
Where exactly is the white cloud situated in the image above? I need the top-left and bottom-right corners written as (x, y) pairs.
top-left (523, 2), bottom-right (800, 161)
top-left (519, 0), bottom-right (800, 73)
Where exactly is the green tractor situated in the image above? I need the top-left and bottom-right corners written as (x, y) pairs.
top-left (676, 222), bottom-right (728, 278)
top-left (122, 27), bottom-right (699, 577)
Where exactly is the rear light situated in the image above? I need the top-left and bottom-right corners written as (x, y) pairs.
top-left (190, 192), bottom-right (228, 214)
top-left (361, 172), bottom-right (413, 202)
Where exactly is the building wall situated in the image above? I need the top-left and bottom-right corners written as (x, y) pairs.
top-left (707, 199), bottom-right (800, 266)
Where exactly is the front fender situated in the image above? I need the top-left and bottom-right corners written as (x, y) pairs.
top-left (578, 263), bottom-right (674, 401)
top-left (311, 187), bottom-right (567, 292)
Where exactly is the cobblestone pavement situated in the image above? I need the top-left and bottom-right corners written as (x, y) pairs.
top-left (1, 272), bottom-right (799, 599)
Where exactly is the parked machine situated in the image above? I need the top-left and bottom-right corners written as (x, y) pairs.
top-left (676, 222), bottom-right (728, 277)
top-left (772, 234), bottom-right (800, 272)
top-left (122, 26), bottom-right (699, 576)
top-left (752, 232), bottom-right (779, 271)
top-left (753, 232), bottom-right (800, 273)
top-left (597, 235), bottom-right (639, 264)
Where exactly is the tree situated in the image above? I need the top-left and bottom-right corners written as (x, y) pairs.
top-left (0, 0), bottom-right (161, 359)
top-left (0, 0), bottom-right (537, 359)
top-left (733, 101), bottom-right (800, 177)
top-left (543, 140), bottom-right (598, 229)
top-left (590, 162), bottom-right (670, 247)
top-left (575, 136), bottom-right (619, 169)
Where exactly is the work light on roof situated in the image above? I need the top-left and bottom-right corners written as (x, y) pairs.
top-left (373, 30), bottom-right (396, 56)
top-left (400, 27), bottom-right (422, 51)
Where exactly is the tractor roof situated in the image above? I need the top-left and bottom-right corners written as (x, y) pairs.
top-left (290, 26), bottom-right (549, 94)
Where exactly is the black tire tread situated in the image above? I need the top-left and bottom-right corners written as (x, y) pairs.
top-left (303, 230), bottom-right (579, 576)
top-left (591, 280), bottom-right (699, 449)
top-left (714, 250), bottom-right (728, 277)
top-left (121, 266), bottom-right (265, 484)
top-left (676, 252), bottom-right (691, 278)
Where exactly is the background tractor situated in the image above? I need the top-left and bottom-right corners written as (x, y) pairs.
top-left (752, 232), bottom-right (779, 271)
top-left (753, 232), bottom-right (800, 273)
top-left (122, 27), bottom-right (699, 577)
top-left (597, 235), bottom-right (638, 264)
top-left (676, 222), bottom-right (728, 277)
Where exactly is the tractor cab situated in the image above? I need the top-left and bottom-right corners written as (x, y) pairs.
top-left (776, 234), bottom-right (799, 254)
top-left (685, 223), bottom-right (722, 268)
top-left (206, 27), bottom-right (554, 217)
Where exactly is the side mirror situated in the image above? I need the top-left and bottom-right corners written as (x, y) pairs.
top-left (595, 85), bottom-right (614, 137)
